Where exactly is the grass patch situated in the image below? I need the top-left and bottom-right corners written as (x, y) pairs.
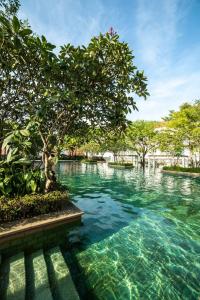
top-left (0, 191), bottom-right (69, 223)
top-left (163, 166), bottom-right (200, 173)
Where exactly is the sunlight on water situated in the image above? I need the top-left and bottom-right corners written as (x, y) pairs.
top-left (57, 162), bottom-right (200, 299)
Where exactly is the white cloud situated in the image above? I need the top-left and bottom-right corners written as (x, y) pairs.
top-left (19, 0), bottom-right (200, 121)
top-left (135, 0), bottom-right (179, 68)
top-left (19, 0), bottom-right (105, 47)
top-left (129, 0), bottom-right (200, 121)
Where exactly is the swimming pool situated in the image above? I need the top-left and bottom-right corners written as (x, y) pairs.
top-left (58, 162), bottom-right (200, 300)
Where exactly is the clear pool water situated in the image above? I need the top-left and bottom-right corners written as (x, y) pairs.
top-left (57, 162), bottom-right (200, 300)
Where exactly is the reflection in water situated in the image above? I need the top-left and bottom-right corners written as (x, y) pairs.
top-left (57, 162), bottom-right (200, 299)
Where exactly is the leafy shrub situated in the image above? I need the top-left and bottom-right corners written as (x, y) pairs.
top-left (0, 191), bottom-right (69, 223)
top-left (108, 162), bottom-right (133, 167)
top-left (81, 159), bottom-right (97, 163)
top-left (0, 166), bottom-right (45, 196)
top-left (163, 166), bottom-right (200, 173)
top-left (91, 156), bottom-right (106, 162)
top-left (59, 154), bottom-right (86, 161)
top-left (0, 126), bottom-right (45, 196)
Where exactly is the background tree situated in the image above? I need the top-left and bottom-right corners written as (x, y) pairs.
top-left (163, 101), bottom-right (200, 166)
top-left (126, 121), bottom-right (158, 168)
top-left (61, 135), bottom-right (86, 157)
top-left (0, 0), bottom-right (20, 17)
top-left (157, 128), bottom-right (184, 165)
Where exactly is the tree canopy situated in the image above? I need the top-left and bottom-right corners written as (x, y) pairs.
top-left (126, 121), bottom-right (158, 167)
top-left (0, 9), bottom-right (149, 191)
top-left (161, 101), bottom-right (200, 166)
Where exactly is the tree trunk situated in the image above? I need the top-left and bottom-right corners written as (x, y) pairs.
top-left (43, 148), bottom-right (57, 193)
top-left (113, 152), bottom-right (117, 162)
top-left (140, 153), bottom-right (145, 169)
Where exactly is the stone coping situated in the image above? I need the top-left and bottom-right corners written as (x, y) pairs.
top-left (162, 169), bottom-right (200, 177)
top-left (0, 202), bottom-right (83, 244)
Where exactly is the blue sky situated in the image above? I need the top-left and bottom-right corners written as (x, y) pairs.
top-left (19, 0), bottom-right (200, 121)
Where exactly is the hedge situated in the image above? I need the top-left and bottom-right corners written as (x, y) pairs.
top-left (81, 159), bottom-right (97, 164)
top-left (0, 191), bottom-right (69, 223)
top-left (163, 166), bottom-right (200, 173)
top-left (59, 155), bottom-right (86, 161)
top-left (108, 162), bottom-right (133, 167)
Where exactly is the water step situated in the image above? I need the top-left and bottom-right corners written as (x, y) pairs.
top-left (27, 250), bottom-right (53, 300)
top-left (7, 252), bottom-right (25, 300)
top-left (45, 247), bottom-right (80, 300)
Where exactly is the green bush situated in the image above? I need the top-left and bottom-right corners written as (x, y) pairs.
top-left (92, 156), bottom-right (106, 162)
top-left (0, 191), bottom-right (69, 223)
top-left (0, 126), bottom-right (45, 196)
top-left (81, 159), bottom-right (97, 164)
top-left (59, 154), bottom-right (86, 161)
top-left (163, 166), bottom-right (200, 173)
top-left (108, 162), bottom-right (133, 167)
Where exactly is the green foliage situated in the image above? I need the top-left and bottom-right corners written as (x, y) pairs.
top-left (0, 13), bottom-right (148, 191)
top-left (108, 161), bottom-right (133, 169)
top-left (126, 121), bottom-right (158, 166)
top-left (0, 191), bottom-right (68, 222)
top-left (163, 166), bottom-right (200, 173)
top-left (0, 126), bottom-right (45, 196)
top-left (161, 100), bottom-right (200, 166)
top-left (0, 0), bottom-right (20, 16)
top-left (59, 154), bottom-right (85, 161)
top-left (81, 159), bottom-right (98, 164)
top-left (80, 141), bottom-right (102, 156)
top-left (108, 162), bottom-right (131, 166)
top-left (157, 129), bottom-right (184, 157)
top-left (92, 156), bottom-right (106, 162)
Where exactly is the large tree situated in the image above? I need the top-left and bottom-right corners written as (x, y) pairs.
top-left (126, 121), bottom-right (157, 168)
top-left (157, 128), bottom-right (184, 164)
top-left (163, 101), bottom-right (200, 166)
top-left (0, 14), bottom-right (149, 191)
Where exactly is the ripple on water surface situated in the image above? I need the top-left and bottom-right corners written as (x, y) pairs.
top-left (57, 163), bottom-right (200, 299)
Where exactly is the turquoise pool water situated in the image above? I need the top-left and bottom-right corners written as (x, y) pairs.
top-left (58, 162), bottom-right (200, 300)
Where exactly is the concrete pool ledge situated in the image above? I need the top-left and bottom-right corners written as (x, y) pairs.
top-left (161, 169), bottom-right (200, 177)
top-left (0, 202), bottom-right (83, 246)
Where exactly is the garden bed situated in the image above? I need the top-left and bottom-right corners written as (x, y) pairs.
top-left (81, 159), bottom-right (98, 164)
top-left (0, 202), bottom-right (83, 250)
top-left (108, 162), bottom-right (133, 169)
top-left (162, 166), bottom-right (200, 177)
top-left (0, 191), bottom-right (70, 223)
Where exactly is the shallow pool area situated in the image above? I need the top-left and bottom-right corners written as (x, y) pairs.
top-left (58, 162), bottom-right (200, 300)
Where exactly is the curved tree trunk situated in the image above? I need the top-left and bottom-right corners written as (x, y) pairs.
top-left (43, 148), bottom-right (57, 193)
top-left (140, 153), bottom-right (145, 169)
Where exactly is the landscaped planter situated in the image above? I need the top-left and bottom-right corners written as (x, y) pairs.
top-left (81, 159), bottom-right (97, 164)
top-left (162, 166), bottom-right (200, 177)
top-left (108, 162), bottom-right (134, 169)
top-left (0, 201), bottom-right (83, 254)
top-left (0, 191), bottom-right (71, 223)
top-left (162, 169), bottom-right (200, 177)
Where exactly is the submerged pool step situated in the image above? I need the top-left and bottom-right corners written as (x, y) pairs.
top-left (45, 247), bottom-right (80, 300)
top-left (26, 250), bottom-right (53, 300)
top-left (7, 252), bottom-right (26, 300)
top-left (0, 247), bottom-right (79, 300)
